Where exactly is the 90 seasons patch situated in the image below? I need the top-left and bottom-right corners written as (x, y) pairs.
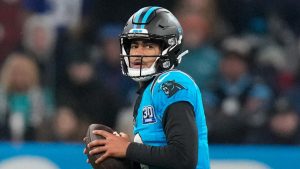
top-left (161, 80), bottom-right (185, 98)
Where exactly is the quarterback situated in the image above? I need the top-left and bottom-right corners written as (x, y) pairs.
top-left (87, 6), bottom-right (210, 169)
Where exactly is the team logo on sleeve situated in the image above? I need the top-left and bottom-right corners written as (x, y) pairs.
top-left (142, 106), bottom-right (156, 124)
top-left (161, 80), bottom-right (185, 98)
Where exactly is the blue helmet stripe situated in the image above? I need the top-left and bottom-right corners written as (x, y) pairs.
top-left (141, 6), bottom-right (160, 29)
top-left (133, 7), bottom-right (146, 29)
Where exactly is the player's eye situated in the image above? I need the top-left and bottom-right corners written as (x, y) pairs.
top-left (130, 44), bottom-right (139, 49)
top-left (144, 43), bottom-right (154, 49)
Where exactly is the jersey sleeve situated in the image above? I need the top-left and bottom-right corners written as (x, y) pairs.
top-left (151, 71), bottom-right (199, 119)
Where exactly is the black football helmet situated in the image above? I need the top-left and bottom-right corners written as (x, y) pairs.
top-left (119, 6), bottom-right (188, 81)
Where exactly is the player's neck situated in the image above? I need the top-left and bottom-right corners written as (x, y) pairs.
top-left (138, 78), bottom-right (153, 88)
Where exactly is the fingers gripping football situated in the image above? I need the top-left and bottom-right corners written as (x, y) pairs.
top-left (84, 124), bottom-right (130, 169)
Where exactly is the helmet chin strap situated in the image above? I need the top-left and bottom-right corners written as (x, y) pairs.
top-left (131, 75), bottom-right (154, 82)
top-left (126, 57), bottom-right (160, 82)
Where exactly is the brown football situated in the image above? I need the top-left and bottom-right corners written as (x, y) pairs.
top-left (85, 124), bottom-right (129, 169)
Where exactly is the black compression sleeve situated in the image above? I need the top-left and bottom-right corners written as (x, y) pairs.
top-left (126, 101), bottom-right (198, 169)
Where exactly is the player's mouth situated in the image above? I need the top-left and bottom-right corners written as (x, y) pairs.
top-left (131, 61), bottom-right (145, 69)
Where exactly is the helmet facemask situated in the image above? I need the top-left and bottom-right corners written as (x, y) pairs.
top-left (120, 34), bottom-right (180, 82)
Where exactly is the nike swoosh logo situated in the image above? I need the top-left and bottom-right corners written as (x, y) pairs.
top-left (157, 72), bottom-right (170, 83)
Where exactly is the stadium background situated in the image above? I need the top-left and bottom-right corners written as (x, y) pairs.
top-left (0, 0), bottom-right (300, 168)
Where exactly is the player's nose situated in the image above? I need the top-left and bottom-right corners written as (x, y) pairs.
top-left (132, 45), bottom-right (145, 55)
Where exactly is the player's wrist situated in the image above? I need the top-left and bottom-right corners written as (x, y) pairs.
top-left (125, 142), bottom-right (136, 158)
top-left (120, 141), bottom-right (131, 157)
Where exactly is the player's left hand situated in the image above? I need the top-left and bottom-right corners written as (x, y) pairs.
top-left (87, 130), bottom-right (131, 164)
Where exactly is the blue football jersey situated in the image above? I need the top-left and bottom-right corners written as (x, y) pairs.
top-left (133, 70), bottom-right (210, 169)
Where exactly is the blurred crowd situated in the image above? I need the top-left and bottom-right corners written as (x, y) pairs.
top-left (0, 0), bottom-right (300, 145)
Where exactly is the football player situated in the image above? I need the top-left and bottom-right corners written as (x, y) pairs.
top-left (86, 6), bottom-right (210, 169)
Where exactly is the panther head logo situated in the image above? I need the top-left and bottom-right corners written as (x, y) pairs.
top-left (161, 80), bottom-right (185, 98)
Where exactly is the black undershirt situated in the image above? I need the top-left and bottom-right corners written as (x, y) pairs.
top-left (126, 101), bottom-right (198, 169)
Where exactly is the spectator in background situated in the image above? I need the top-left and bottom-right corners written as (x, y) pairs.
top-left (56, 43), bottom-right (122, 136)
top-left (52, 106), bottom-right (85, 142)
top-left (21, 15), bottom-right (56, 86)
top-left (255, 97), bottom-right (300, 144)
top-left (281, 65), bottom-right (300, 119)
top-left (262, 63), bottom-right (300, 144)
top-left (207, 49), bottom-right (272, 144)
top-left (176, 0), bottom-right (221, 90)
top-left (0, 52), bottom-right (54, 142)
top-left (95, 24), bottom-right (137, 106)
top-left (255, 44), bottom-right (294, 95)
